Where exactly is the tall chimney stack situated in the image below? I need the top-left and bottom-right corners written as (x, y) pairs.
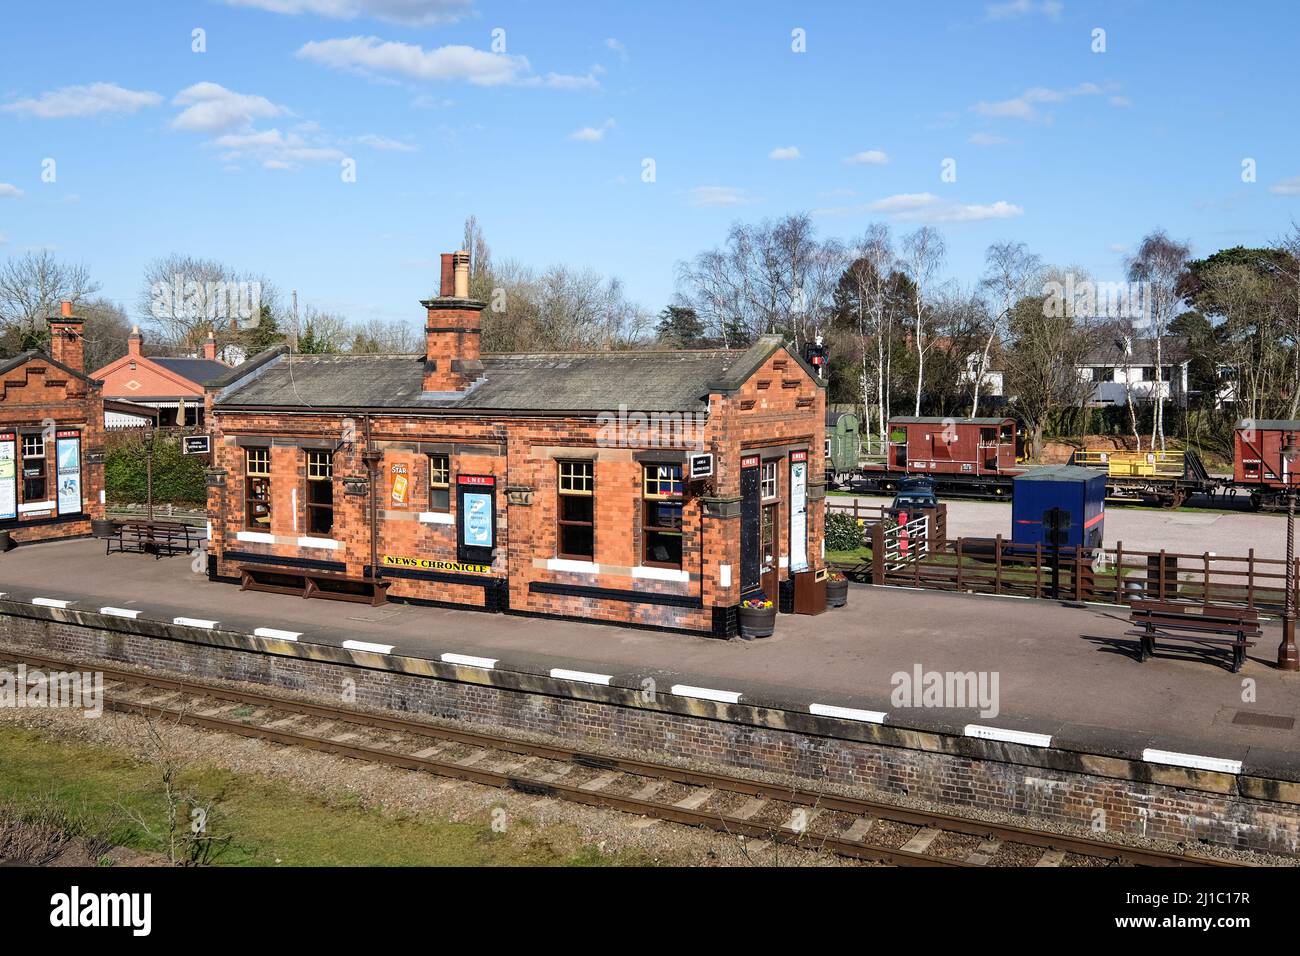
top-left (128, 325), bottom-right (143, 357)
top-left (203, 332), bottom-right (217, 361)
top-left (422, 249), bottom-right (484, 394)
top-left (48, 300), bottom-right (85, 373)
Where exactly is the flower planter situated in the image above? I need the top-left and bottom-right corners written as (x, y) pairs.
top-left (826, 578), bottom-right (849, 608)
top-left (0, 530), bottom-right (11, 553)
top-left (91, 518), bottom-right (118, 539)
top-left (738, 604), bottom-right (777, 639)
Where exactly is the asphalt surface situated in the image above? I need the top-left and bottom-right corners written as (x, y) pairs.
top-left (2, 537), bottom-right (1298, 770)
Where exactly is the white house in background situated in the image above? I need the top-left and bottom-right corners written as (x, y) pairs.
top-left (960, 350), bottom-right (1004, 397)
top-left (1076, 337), bottom-right (1190, 407)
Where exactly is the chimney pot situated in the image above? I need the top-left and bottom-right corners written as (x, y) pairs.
top-left (60, 300), bottom-right (73, 318)
top-left (440, 253), bottom-right (455, 297)
top-left (203, 333), bottom-right (217, 361)
top-left (453, 250), bottom-right (470, 298)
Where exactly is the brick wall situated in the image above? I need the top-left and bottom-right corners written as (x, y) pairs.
top-left (206, 348), bottom-right (826, 635)
top-left (4, 609), bottom-right (1296, 856)
top-left (0, 356), bottom-right (105, 543)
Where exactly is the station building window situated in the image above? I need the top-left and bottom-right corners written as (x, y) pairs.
top-left (557, 460), bottom-right (594, 560)
top-left (245, 447), bottom-right (272, 530)
top-left (21, 434), bottom-right (46, 502)
top-left (305, 450), bottom-right (334, 536)
top-left (428, 453), bottom-right (450, 511)
top-left (760, 460), bottom-right (778, 499)
top-left (643, 463), bottom-right (683, 568)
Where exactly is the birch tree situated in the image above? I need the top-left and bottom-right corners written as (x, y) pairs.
top-left (975, 241), bottom-right (1041, 418)
top-left (900, 227), bottom-right (946, 415)
top-left (1127, 231), bottom-right (1190, 451)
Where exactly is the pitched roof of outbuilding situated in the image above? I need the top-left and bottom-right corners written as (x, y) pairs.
top-left (0, 350), bottom-right (98, 385)
top-left (149, 357), bottom-right (231, 386)
top-left (212, 336), bottom-right (822, 413)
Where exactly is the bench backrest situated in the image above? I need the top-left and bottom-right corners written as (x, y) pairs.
top-left (1130, 600), bottom-right (1258, 625)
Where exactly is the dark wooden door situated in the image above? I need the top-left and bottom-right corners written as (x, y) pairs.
top-left (740, 463), bottom-right (761, 594)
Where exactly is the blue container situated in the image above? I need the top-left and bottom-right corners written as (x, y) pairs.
top-left (1012, 465), bottom-right (1106, 550)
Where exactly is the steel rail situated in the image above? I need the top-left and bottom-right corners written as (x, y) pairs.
top-left (4, 649), bottom-right (1249, 868)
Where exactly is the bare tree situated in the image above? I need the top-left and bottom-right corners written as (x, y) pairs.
top-left (975, 241), bottom-right (1041, 418)
top-left (0, 250), bottom-right (100, 354)
top-left (900, 227), bottom-right (946, 415)
top-left (1127, 231), bottom-right (1190, 451)
top-left (138, 253), bottom-right (280, 352)
top-left (462, 214), bottom-right (492, 281)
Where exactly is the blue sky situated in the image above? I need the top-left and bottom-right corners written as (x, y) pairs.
top-left (1, 0), bottom-right (1297, 331)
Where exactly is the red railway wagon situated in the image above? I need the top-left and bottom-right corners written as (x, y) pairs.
top-left (852, 416), bottom-right (1023, 496)
top-left (1233, 419), bottom-right (1300, 507)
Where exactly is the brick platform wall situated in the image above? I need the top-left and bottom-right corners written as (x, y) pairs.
top-left (4, 609), bottom-right (1296, 856)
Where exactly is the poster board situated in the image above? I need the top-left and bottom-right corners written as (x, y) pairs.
top-left (456, 474), bottom-right (496, 565)
top-left (55, 431), bottom-right (82, 516)
top-left (0, 433), bottom-right (15, 521)
top-left (789, 449), bottom-right (809, 572)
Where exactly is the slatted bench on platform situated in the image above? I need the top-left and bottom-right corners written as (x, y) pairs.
top-left (238, 563), bottom-right (391, 607)
top-left (1126, 600), bottom-right (1260, 673)
top-left (106, 521), bottom-right (199, 558)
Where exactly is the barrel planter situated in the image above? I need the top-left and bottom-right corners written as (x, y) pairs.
top-left (826, 575), bottom-right (849, 608)
top-left (738, 600), bottom-right (776, 639)
top-left (0, 529), bottom-right (10, 552)
top-left (91, 518), bottom-right (117, 539)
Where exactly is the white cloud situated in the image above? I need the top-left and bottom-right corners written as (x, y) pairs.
top-left (569, 119), bottom-right (614, 142)
top-left (769, 146), bottom-right (801, 161)
top-left (211, 127), bottom-right (346, 170)
top-left (352, 133), bottom-right (417, 151)
top-left (1109, 95), bottom-right (1132, 108)
top-left (985, 0), bottom-right (1064, 20)
top-left (172, 82), bottom-right (288, 132)
top-left (605, 38), bottom-right (628, 61)
top-left (0, 233), bottom-right (7, 243)
top-left (973, 82), bottom-right (1104, 122)
top-left (0, 184), bottom-right (22, 199)
top-left (1, 82), bottom-right (162, 119)
top-left (868, 192), bottom-right (1023, 223)
top-left (221, 0), bottom-right (473, 26)
top-left (687, 186), bottom-right (755, 208)
top-left (968, 131), bottom-right (1010, 146)
top-left (844, 149), bottom-right (888, 165)
top-left (1272, 176), bottom-right (1300, 196)
top-left (296, 36), bottom-right (600, 90)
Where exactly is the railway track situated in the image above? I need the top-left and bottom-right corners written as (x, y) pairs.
top-left (4, 649), bottom-right (1253, 868)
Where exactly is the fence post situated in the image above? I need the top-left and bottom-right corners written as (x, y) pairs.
top-left (1159, 549), bottom-right (1167, 602)
top-left (1115, 542), bottom-right (1123, 602)
top-left (871, 523), bottom-right (885, 584)
top-left (995, 534), bottom-right (1003, 595)
top-left (1247, 549), bottom-right (1255, 608)
top-left (1203, 551), bottom-right (1210, 606)
top-left (956, 538), bottom-right (964, 591)
top-left (1035, 542), bottom-right (1042, 598)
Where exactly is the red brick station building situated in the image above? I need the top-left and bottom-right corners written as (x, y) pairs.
top-left (204, 251), bottom-right (828, 637)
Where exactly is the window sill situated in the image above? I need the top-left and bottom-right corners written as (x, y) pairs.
top-left (547, 557), bottom-right (599, 574)
top-left (297, 536), bottom-right (339, 550)
top-left (235, 531), bottom-right (276, 544)
top-left (632, 565), bottom-right (689, 583)
top-left (418, 512), bottom-right (454, 525)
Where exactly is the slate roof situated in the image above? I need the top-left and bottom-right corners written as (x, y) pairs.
top-left (213, 336), bottom-right (821, 413)
top-left (149, 357), bottom-right (231, 386)
top-left (890, 416), bottom-right (1012, 426)
top-left (0, 350), bottom-right (97, 384)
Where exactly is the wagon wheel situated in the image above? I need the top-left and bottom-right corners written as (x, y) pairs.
top-left (1250, 493), bottom-right (1263, 512)
top-left (1166, 489), bottom-right (1187, 509)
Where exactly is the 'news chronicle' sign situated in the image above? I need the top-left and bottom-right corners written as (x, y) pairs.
top-left (380, 555), bottom-right (492, 575)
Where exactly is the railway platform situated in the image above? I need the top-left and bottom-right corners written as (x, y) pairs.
top-left (2, 536), bottom-right (1298, 781)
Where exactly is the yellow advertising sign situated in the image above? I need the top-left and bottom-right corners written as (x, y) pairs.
top-left (390, 463), bottom-right (408, 506)
top-left (380, 554), bottom-right (493, 575)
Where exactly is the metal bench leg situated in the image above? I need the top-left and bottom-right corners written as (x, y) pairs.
top-left (1232, 635), bottom-right (1245, 673)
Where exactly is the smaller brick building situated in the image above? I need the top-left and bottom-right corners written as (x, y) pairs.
top-left (92, 328), bottom-right (230, 427)
top-left (204, 250), bottom-right (827, 636)
top-left (0, 302), bottom-right (106, 544)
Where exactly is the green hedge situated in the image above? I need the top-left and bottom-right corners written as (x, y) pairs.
top-left (104, 432), bottom-right (207, 506)
top-left (825, 510), bottom-right (865, 552)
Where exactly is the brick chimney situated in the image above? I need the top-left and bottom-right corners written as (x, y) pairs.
top-left (128, 325), bottom-right (143, 357)
top-left (48, 300), bottom-right (84, 373)
top-left (422, 249), bottom-right (484, 394)
top-left (203, 333), bottom-right (217, 361)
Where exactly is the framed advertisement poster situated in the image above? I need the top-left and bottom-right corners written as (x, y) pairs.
top-left (0, 432), bottom-right (15, 521)
top-left (55, 431), bottom-right (82, 516)
top-left (456, 474), bottom-right (496, 565)
top-left (789, 450), bottom-right (809, 573)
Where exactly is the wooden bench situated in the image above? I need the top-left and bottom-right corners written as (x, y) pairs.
top-left (1126, 600), bottom-right (1261, 673)
top-left (106, 520), bottom-right (199, 558)
top-left (238, 563), bottom-right (391, 607)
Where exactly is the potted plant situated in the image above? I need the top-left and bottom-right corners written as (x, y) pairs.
top-left (738, 597), bottom-right (776, 638)
top-left (91, 517), bottom-right (117, 539)
top-left (826, 570), bottom-right (849, 608)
